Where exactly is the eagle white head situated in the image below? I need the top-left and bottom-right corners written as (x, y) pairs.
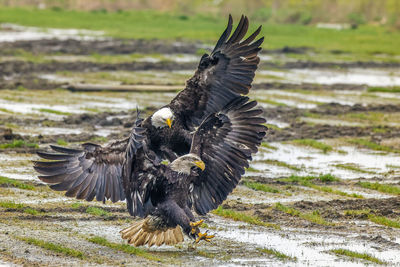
top-left (151, 107), bottom-right (174, 128)
top-left (170, 154), bottom-right (205, 174)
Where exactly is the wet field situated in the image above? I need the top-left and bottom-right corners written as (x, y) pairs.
top-left (1, 24), bottom-right (400, 266)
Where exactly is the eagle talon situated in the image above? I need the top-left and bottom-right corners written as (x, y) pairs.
top-left (190, 219), bottom-right (204, 235)
top-left (195, 231), bottom-right (215, 243)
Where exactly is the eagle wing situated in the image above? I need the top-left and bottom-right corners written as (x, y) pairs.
top-left (34, 118), bottom-right (145, 203)
top-left (169, 15), bottom-right (263, 129)
top-left (189, 96), bottom-right (267, 215)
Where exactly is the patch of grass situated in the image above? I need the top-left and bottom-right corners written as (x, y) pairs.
top-left (368, 214), bottom-right (400, 228)
top-left (368, 86), bottom-right (400, 93)
top-left (262, 159), bottom-right (301, 171)
top-left (243, 180), bottom-right (281, 194)
top-left (258, 98), bottom-right (287, 106)
top-left (280, 174), bottom-right (362, 198)
top-left (56, 139), bottom-right (68, 146)
top-left (0, 201), bottom-right (42, 215)
top-left (71, 202), bottom-right (84, 209)
top-left (260, 142), bottom-right (278, 150)
top-left (85, 206), bottom-right (110, 217)
top-left (88, 236), bottom-right (161, 261)
top-left (330, 248), bottom-right (386, 265)
top-left (292, 139), bottom-right (333, 153)
top-left (349, 138), bottom-right (400, 153)
top-left (36, 108), bottom-right (71, 116)
top-left (0, 176), bottom-right (35, 190)
top-left (89, 136), bottom-right (108, 143)
top-left (357, 181), bottom-right (400, 195)
top-left (0, 108), bottom-right (13, 113)
top-left (17, 236), bottom-right (84, 260)
top-left (257, 248), bottom-right (297, 262)
top-left (0, 201), bottom-right (25, 210)
top-left (212, 206), bottom-right (280, 229)
top-left (274, 203), bottom-right (334, 226)
top-left (0, 140), bottom-right (39, 149)
top-left (245, 166), bottom-right (261, 173)
top-left (345, 209), bottom-right (400, 228)
top-left (334, 163), bottom-right (375, 174)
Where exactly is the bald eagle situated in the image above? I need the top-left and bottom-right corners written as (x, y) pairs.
top-left (34, 15), bottom-right (266, 246)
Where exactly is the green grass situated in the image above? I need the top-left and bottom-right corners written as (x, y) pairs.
top-left (0, 140), bottom-right (39, 149)
top-left (330, 248), bottom-right (386, 265)
top-left (0, 176), bottom-right (35, 190)
top-left (257, 248), bottom-right (297, 262)
top-left (85, 206), bottom-right (110, 217)
top-left (345, 209), bottom-right (400, 228)
top-left (369, 214), bottom-right (400, 228)
top-left (0, 108), bottom-right (13, 113)
top-left (212, 206), bottom-right (280, 229)
top-left (292, 139), bottom-right (333, 153)
top-left (0, 201), bottom-right (42, 215)
top-left (36, 108), bottom-right (71, 116)
top-left (17, 236), bottom-right (84, 259)
top-left (357, 181), bottom-right (400, 195)
top-left (274, 203), bottom-right (334, 226)
top-left (260, 142), bottom-right (278, 150)
top-left (1, 8), bottom-right (400, 55)
top-left (349, 138), bottom-right (400, 153)
top-left (88, 236), bottom-right (161, 261)
top-left (279, 174), bottom-right (362, 198)
top-left (243, 180), bottom-right (281, 194)
top-left (245, 166), bottom-right (261, 173)
top-left (258, 98), bottom-right (287, 107)
top-left (368, 86), bottom-right (400, 93)
top-left (261, 159), bottom-right (301, 171)
top-left (334, 163), bottom-right (375, 174)
top-left (57, 139), bottom-right (68, 146)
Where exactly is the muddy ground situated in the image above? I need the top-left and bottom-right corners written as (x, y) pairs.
top-left (1, 26), bottom-right (400, 266)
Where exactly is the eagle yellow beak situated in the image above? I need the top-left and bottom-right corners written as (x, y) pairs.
top-left (194, 160), bottom-right (205, 171)
top-left (166, 118), bottom-right (172, 128)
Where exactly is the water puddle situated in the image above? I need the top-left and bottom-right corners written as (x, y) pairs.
top-left (258, 68), bottom-right (400, 87)
top-left (209, 216), bottom-right (399, 265)
top-left (0, 23), bottom-right (105, 42)
top-left (250, 143), bottom-right (399, 179)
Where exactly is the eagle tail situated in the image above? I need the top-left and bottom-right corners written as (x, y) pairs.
top-left (120, 217), bottom-right (184, 247)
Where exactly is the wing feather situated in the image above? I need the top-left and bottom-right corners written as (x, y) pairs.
top-left (169, 15), bottom-right (263, 130)
top-left (189, 96), bottom-right (267, 215)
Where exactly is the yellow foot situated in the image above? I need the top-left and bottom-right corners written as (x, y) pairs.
top-left (190, 219), bottom-right (204, 234)
top-left (195, 232), bottom-right (215, 243)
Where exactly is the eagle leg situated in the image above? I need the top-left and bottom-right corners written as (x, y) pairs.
top-left (190, 219), bottom-right (204, 234)
top-left (158, 200), bottom-right (192, 237)
top-left (195, 231), bottom-right (215, 243)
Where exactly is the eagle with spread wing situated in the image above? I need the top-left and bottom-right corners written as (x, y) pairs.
top-left (34, 15), bottom-right (266, 246)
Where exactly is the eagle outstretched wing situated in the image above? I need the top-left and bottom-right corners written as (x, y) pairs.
top-left (189, 96), bottom-right (267, 215)
top-left (169, 15), bottom-right (263, 129)
top-left (34, 118), bottom-right (145, 203)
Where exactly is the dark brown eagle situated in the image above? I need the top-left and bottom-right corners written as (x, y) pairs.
top-left (34, 15), bottom-right (266, 247)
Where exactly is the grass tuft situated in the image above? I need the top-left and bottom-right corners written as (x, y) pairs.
top-left (334, 163), bottom-right (375, 174)
top-left (330, 248), bottom-right (386, 265)
top-left (367, 86), bottom-right (400, 93)
top-left (36, 108), bottom-right (71, 116)
top-left (349, 138), bottom-right (400, 153)
top-left (88, 236), bottom-right (161, 261)
top-left (274, 203), bottom-right (334, 226)
top-left (257, 248), bottom-right (297, 262)
top-left (85, 206), bottom-right (110, 217)
top-left (243, 180), bottom-right (281, 194)
top-left (357, 181), bottom-right (400, 195)
top-left (292, 139), bottom-right (332, 153)
top-left (212, 206), bottom-right (280, 229)
top-left (0, 140), bottom-right (39, 149)
top-left (0, 176), bottom-right (35, 190)
top-left (17, 236), bottom-right (84, 259)
top-left (261, 159), bottom-right (301, 171)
